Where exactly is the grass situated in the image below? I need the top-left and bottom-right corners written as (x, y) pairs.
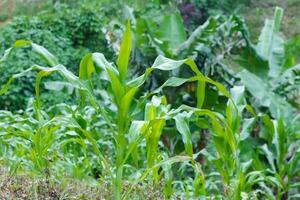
top-left (0, 167), bottom-right (104, 199)
top-left (0, 166), bottom-right (165, 199)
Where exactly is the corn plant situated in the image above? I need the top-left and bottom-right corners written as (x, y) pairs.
top-left (0, 19), bottom-right (239, 199)
top-left (4, 15), bottom-right (298, 198)
top-left (77, 20), bottom-right (236, 199)
top-left (240, 113), bottom-right (300, 199)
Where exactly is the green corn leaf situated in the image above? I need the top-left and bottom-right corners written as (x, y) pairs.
top-left (0, 40), bottom-right (58, 67)
top-left (170, 105), bottom-right (237, 154)
top-left (119, 87), bottom-right (138, 120)
top-left (44, 81), bottom-right (75, 94)
top-left (123, 120), bottom-right (166, 167)
top-left (79, 53), bottom-right (95, 80)
top-left (163, 164), bottom-right (173, 199)
top-left (0, 47), bottom-right (13, 63)
top-left (196, 80), bottom-right (206, 108)
top-left (231, 85), bottom-right (246, 106)
top-left (13, 40), bottom-right (31, 47)
top-left (59, 138), bottom-right (87, 151)
top-left (151, 77), bottom-right (189, 94)
top-left (205, 78), bottom-right (230, 97)
top-left (127, 121), bottom-right (149, 167)
top-left (91, 53), bottom-right (124, 105)
top-left (158, 77), bottom-right (189, 88)
top-left (151, 56), bottom-right (230, 109)
top-left (146, 119), bottom-right (166, 168)
top-left (127, 68), bottom-right (153, 88)
top-left (152, 55), bottom-right (188, 71)
top-left (117, 20), bottom-right (132, 82)
top-left (123, 155), bottom-right (192, 199)
top-left (274, 118), bottom-right (286, 166)
top-left (240, 118), bottom-right (256, 140)
top-left (145, 102), bottom-right (156, 121)
top-left (36, 69), bottom-right (56, 113)
top-left (174, 112), bottom-right (193, 157)
top-left (144, 96), bottom-right (168, 169)
top-left (0, 40), bottom-right (32, 64)
top-left (130, 56), bottom-right (230, 113)
top-left (49, 116), bottom-right (110, 171)
top-left (151, 55), bottom-right (202, 76)
top-left (93, 52), bottom-right (118, 78)
top-left (0, 65), bottom-right (44, 95)
top-left (106, 67), bottom-right (125, 105)
top-left (31, 64), bottom-right (99, 114)
top-left (226, 99), bottom-right (240, 134)
top-left (193, 172), bottom-right (206, 197)
top-left (32, 43), bottom-right (59, 67)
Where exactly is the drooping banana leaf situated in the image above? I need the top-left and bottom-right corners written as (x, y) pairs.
top-left (227, 7), bottom-right (285, 79)
top-left (238, 69), bottom-right (295, 120)
top-left (158, 13), bottom-right (187, 53)
top-left (256, 7), bottom-right (284, 79)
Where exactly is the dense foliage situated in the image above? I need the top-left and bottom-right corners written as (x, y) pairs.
top-left (0, 1), bottom-right (299, 199)
top-left (0, 3), bottom-right (113, 110)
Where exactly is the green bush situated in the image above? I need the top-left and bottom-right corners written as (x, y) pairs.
top-left (0, 4), bottom-right (113, 110)
top-left (193, 0), bottom-right (250, 14)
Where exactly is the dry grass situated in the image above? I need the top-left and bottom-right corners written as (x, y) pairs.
top-left (0, 167), bottom-right (165, 200)
top-left (0, 171), bottom-right (110, 199)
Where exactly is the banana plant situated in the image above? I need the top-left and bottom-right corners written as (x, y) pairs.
top-left (136, 12), bottom-right (241, 60)
top-left (134, 10), bottom-right (245, 94)
top-left (225, 7), bottom-right (300, 120)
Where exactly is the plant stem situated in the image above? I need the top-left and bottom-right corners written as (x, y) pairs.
top-left (114, 114), bottom-right (127, 200)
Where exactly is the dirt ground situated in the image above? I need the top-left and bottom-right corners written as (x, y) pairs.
top-left (0, 167), bottom-right (111, 200)
top-left (0, 167), bottom-right (164, 200)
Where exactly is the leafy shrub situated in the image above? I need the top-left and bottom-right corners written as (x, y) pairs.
top-left (0, 3), bottom-right (113, 110)
top-left (193, 0), bottom-right (250, 15)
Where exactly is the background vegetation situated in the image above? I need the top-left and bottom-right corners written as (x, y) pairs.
top-left (0, 0), bottom-right (299, 199)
